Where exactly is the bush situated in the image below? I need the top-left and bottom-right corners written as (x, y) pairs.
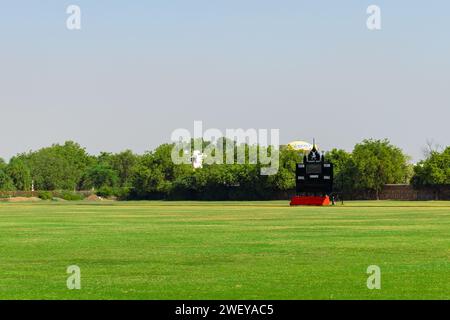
top-left (96, 186), bottom-right (129, 200)
top-left (96, 186), bottom-right (114, 198)
top-left (38, 191), bottom-right (53, 200)
top-left (59, 191), bottom-right (84, 201)
top-left (115, 187), bottom-right (131, 200)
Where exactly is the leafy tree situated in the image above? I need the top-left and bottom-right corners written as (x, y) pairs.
top-left (129, 151), bottom-right (171, 199)
top-left (413, 147), bottom-right (450, 186)
top-left (352, 139), bottom-right (409, 199)
top-left (6, 158), bottom-right (31, 191)
top-left (83, 164), bottom-right (119, 189)
top-left (130, 164), bottom-right (167, 199)
top-left (0, 139), bottom-right (419, 200)
top-left (325, 149), bottom-right (357, 195)
top-left (109, 150), bottom-right (138, 187)
top-left (267, 148), bottom-right (301, 191)
top-left (16, 141), bottom-right (91, 190)
top-left (0, 158), bottom-right (6, 169)
top-left (130, 144), bottom-right (192, 198)
top-left (0, 158), bottom-right (15, 191)
top-left (152, 144), bottom-right (179, 182)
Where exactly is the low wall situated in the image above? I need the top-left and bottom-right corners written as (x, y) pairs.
top-left (380, 185), bottom-right (450, 201)
top-left (347, 185), bottom-right (450, 201)
top-left (0, 191), bottom-right (93, 198)
top-left (1, 186), bottom-right (449, 201)
top-left (0, 191), bottom-right (38, 198)
top-left (379, 185), bottom-right (421, 200)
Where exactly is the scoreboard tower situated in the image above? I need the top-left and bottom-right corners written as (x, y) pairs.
top-left (290, 143), bottom-right (334, 206)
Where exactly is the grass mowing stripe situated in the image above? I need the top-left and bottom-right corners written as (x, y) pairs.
top-left (0, 200), bottom-right (449, 299)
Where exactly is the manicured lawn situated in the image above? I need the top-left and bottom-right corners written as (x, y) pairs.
top-left (0, 200), bottom-right (449, 299)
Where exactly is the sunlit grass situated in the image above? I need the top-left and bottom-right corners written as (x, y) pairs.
top-left (0, 201), bottom-right (449, 299)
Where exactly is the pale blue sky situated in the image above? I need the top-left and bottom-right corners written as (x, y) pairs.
top-left (0, 1), bottom-right (449, 161)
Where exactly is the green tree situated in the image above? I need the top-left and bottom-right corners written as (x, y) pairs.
top-left (267, 147), bottom-right (302, 191)
top-left (413, 147), bottom-right (450, 186)
top-left (325, 148), bottom-right (357, 195)
top-left (352, 139), bottom-right (409, 199)
top-left (0, 158), bottom-right (15, 191)
top-left (130, 150), bottom-right (172, 199)
top-left (6, 158), bottom-right (31, 191)
top-left (82, 164), bottom-right (119, 189)
top-left (109, 150), bottom-right (138, 187)
top-left (16, 141), bottom-right (92, 190)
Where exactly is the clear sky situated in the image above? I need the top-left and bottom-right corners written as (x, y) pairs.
top-left (0, 1), bottom-right (449, 161)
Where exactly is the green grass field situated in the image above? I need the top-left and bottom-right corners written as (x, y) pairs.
top-left (0, 200), bottom-right (449, 300)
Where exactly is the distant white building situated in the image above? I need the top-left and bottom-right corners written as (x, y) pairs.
top-left (287, 140), bottom-right (314, 152)
top-left (191, 150), bottom-right (206, 169)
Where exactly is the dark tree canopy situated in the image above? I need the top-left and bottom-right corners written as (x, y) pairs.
top-left (0, 139), bottom-right (442, 201)
top-left (352, 139), bottom-right (410, 199)
top-left (413, 147), bottom-right (450, 186)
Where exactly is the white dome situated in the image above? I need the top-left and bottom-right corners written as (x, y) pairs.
top-left (287, 141), bottom-right (314, 152)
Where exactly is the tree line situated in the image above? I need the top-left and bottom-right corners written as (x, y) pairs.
top-left (0, 139), bottom-right (448, 200)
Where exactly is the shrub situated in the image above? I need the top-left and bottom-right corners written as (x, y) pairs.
top-left (37, 191), bottom-right (53, 200)
top-left (59, 191), bottom-right (84, 201)
top-left (96, 186), bottom-right (129, 199)
top-left (96, 186), bottom-right (114, 198)
top-left (115, 187), bottom-right (131, 200)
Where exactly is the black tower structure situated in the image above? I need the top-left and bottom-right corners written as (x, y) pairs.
top-left (295, 142), bottom-right (333, 196)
